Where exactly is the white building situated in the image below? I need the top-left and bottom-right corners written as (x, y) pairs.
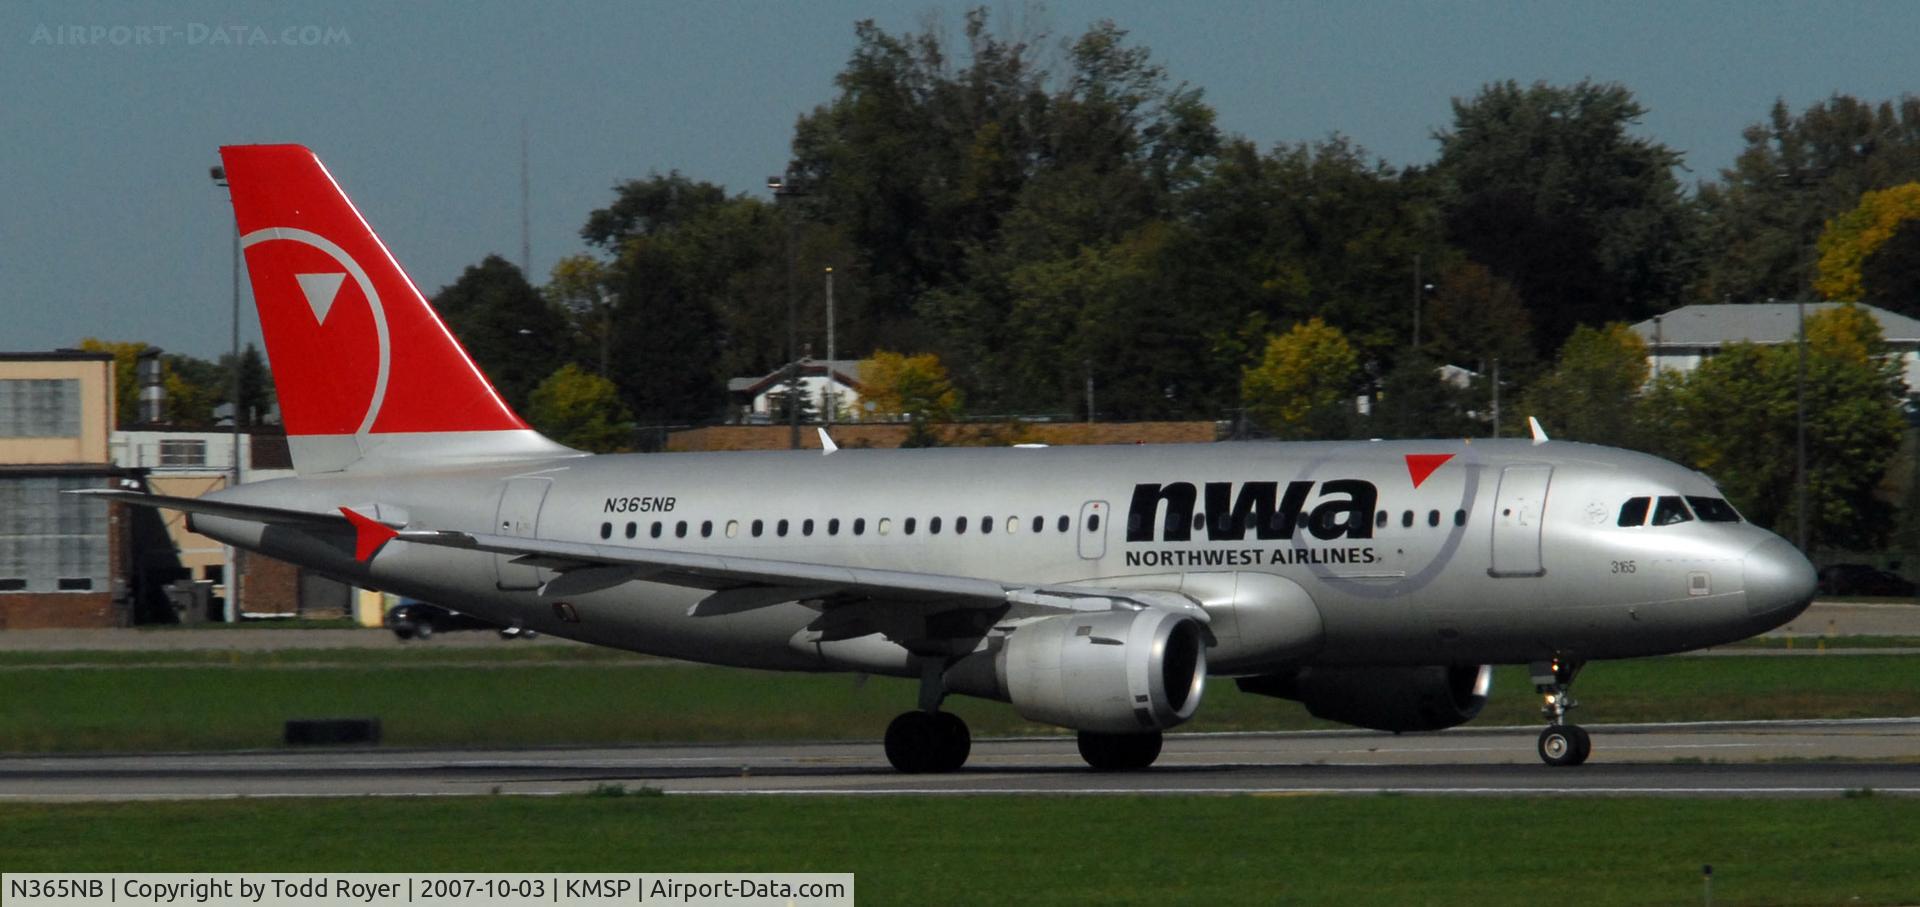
top-left (727, 358), bottom-right (866, 423)
top-left (1631, 302), bottom-right (1920, 394)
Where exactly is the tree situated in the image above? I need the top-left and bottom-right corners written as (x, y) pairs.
top-left (1814, 182), bottom-right (1920, 308)
top-left (1240, 318), bottom-right (1358, 440)
top-left (433, 255), bottom-right (569, 413)
top-left (545, 254), bottom-right (616, 377)
top-left (526, 364), bottom-right (632, 453)
top-left (1520, 324), bottom-right (1650, 449)
top-left (1369, 351), bottom-right (1479, 439)
top-left (77, 338), bottom-right (149, 427)
top-left (1434, 80), bottom-right (1696, 358)
top-left (860, 351), bottom-right (961, 423)
top-left (1696, 94), bottom-right (1920, 304)
top-left (1644, 305), bottom-right (1905, 550)
top-left (1423, 261), bottom-right (1534, 376)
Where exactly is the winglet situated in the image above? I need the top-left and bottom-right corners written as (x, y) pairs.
top-left (339, 507), bottom-right (399, 561)
top-left (1528, 416), bottom-right (1549, 445)
top-left (817, 427), bottom-right (839, 454)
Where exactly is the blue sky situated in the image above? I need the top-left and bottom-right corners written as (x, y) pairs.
top-left (4, 1), bottom-right (1916, 361)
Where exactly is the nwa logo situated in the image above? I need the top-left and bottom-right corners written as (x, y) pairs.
top-left (1126, 479), bottom-right (1377, 542)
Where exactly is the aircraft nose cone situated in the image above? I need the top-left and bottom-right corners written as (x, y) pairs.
top-left (1743, 536), bottom-right (1816, 623)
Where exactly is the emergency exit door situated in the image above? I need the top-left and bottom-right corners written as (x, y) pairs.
top-left (493, 477), bottom-right (551, 590)
top-left (1489, 465), bottom-right (1551, 577)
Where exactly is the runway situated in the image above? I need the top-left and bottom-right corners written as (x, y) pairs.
top-left (2, 719), bottom-right (1915, 801)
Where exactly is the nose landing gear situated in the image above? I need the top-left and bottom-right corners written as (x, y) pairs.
top-left (1532, 658), bottom-right (1590, 766)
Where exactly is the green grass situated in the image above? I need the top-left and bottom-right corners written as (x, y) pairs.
top-left (4, 653), bottom-right (1920, 753)
top-left (1729, 635), bottom-right (1920, 649)
top-left (1, 795), bottom-right (1916, 905)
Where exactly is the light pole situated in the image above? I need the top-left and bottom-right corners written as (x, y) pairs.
top-left (768, 169), bottom-right (806, 449)
top-left (824, 266), bottom-right (836, 426)
top-left (211, 164), bottom-right (242, 621)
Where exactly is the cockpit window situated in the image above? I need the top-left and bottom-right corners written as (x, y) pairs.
top-left (1617, 497), bottom-right (1651, 527)
top-left (1686, 496), bottom-right (1741, 522)
top-left (1652, 496), bottom-right (1694, 526)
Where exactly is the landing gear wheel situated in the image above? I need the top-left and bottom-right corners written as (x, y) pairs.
top-left (1538, 724), bottom-right (1591, 767)
top-left (930, 711), bottom-right (971, 773)
top-left (884, 711), bottom-right (971, 774)
top-left (1077, 730), bottom-right (1164, 771)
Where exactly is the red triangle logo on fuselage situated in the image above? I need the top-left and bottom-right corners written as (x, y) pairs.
top-left (1406, 453), bottom-right (1455, 489)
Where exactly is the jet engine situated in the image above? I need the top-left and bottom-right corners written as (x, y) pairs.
top-left (1236, 664), bottom-right (1492, 732)
top-left (944, 608), bottom-right (1207, 733)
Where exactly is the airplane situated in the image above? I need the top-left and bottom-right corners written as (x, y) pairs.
top-left (80, 144), bottom-right (1817, 771)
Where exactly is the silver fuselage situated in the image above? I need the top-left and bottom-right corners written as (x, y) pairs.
top-left (193, 438), bottom-right (1814, 680)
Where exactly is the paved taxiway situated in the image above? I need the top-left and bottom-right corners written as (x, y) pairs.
top-left (2, 720), bottom-right (1915, 801)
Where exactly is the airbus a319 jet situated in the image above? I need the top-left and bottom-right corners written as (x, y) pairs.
top-left (82, 145), bottom-right (1817, 771)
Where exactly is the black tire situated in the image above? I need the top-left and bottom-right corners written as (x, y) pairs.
top-left (391, 625), bottom-right (415, 640)
top-left (1538, 724), bottom-right (1590, 767)
top-left (884, 711), bottom-right (938, 773)
top-left (1077, 730), bottom-right (1163, 771)
top-left (412, 621), bottom-right (433, 640)
top-left (930, 712), bottom-right (971, 773)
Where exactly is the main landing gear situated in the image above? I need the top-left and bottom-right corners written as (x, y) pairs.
top-left (1532, 658), bottom-right (1590, 767)
top-left (884, 661), bottom-right (971, 774)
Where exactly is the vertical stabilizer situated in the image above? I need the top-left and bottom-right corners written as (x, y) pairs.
top-left (217, 144), bottom-right (575, 474)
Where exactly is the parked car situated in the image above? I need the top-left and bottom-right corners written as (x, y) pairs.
top-left (1815, 564), bottom-right (1917, 598)
top-left (385, 600), bottom-right (537, 640)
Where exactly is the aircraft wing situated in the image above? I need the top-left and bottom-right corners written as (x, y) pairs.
top-left (390, 526), bottom-right (1210, 624)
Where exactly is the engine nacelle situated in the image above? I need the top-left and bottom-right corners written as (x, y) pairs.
top-left (1236, 664), bottom-right (1492, 732)
top-left (945, 609), bottom-right (1207, 733)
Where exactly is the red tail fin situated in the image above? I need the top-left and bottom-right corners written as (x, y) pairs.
top-left (219, 145), bottom-right (569, 473)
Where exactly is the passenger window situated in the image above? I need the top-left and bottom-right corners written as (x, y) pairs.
top-left (1401, 511), bottom-right (1413, 528)
top-left (1428, 510), bottom-right (1440, 527)
top-left (904, 517), bottom-right (917, 535)
top-left (878, 518), bottom-right (892, 535)
top-left (599, 522), bottom-right (612, 540)
top-left (624, 522), bottom-right (636, 539)
top-left (1192, 512), bottom-right (1205, 532)
top-left (702, 520), bottom-right (713, 538)
top-left (853, 518), bottom-right (866, 536)
top-left (1652, 496), bottom-right (1694, 526)
top-left (1375, 510), bottom-right (1387, 529)
top-left (1058, 515), bottom-right (1070, 532)
top-left (1686, 496), bottom-right (1741, 523)
top-left (675, 521), bottom-right (688, 538)
top-left (981, 516), bottom-right (993, 535)
top-left (777, 519), bottom-right (790, 537)
top-left (1454, 509), bottom-right (1465, 527)
top-left (751, 519), bottom-right (764, 538)
top-left (930, 516), bottom-right (942, 535)
top-left (1007, 516), bottom-right (1018, 534)
top-left (956, 516), bottom-right (969, 535)
top-left (651, 522), bottom-right (663, 539)
top-left (1032, 516), bottom-right (1044, 533)
top-left (1088, 513), bottom-right (1101, 532)
top-left (803, 518), bottom-right (814, 536)
top-left (726, 520), bottom-right (739, 538)
top-left (1617, 497), bottom-right (1651, 527)
top-left (828, 518), bottom-right (840, 536)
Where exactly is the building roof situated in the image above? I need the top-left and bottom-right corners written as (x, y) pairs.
top-left (727, 358), bottom-right (865, 395)
top-left (1631, 302), bottom-right (1920, 348)
top-left (0, 350), bottom-right (115, 362)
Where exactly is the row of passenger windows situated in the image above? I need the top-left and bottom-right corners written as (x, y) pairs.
top-left (1617, 495), bottom-right (1741, 527)
top-left (600, 512), bottom-right (1093, 542)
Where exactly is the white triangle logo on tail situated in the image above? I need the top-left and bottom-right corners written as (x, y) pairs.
top-left (295, 272), bottom-right (347, 324)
